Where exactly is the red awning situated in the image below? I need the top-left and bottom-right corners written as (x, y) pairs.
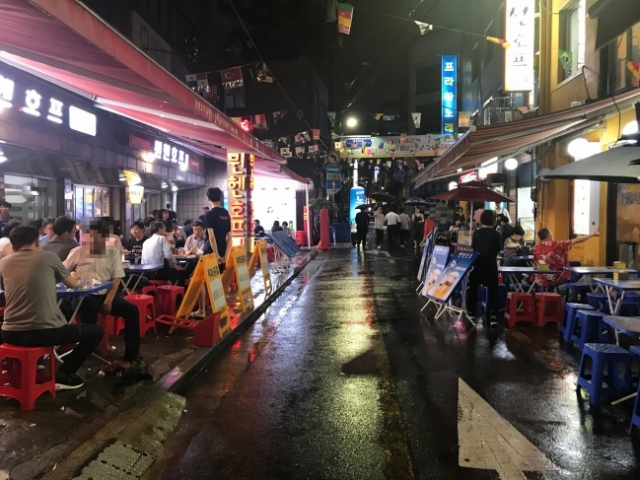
top-left (0, 0), bottom-right (295, 175)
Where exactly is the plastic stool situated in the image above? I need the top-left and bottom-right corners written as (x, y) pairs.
top-left (149, 280), bottom-right (169, 287)
top-left (505, 292), bottom-right (536, 327)
top-left (570, 311), bottom-right (606, 352)
top-left (0, 344), bottom-right (56, 410)
top-left (566, 283), bottom-right (591, 303)
top-left (577, 343), bottom-right (634, 405)
top-left (536, 292), bottom-right (563, 328)
top-left (562, 303), bottom-right (595, 343)
top-left (620, 292), bottom-right (640, 316)
top-left (123, 294), bottom-right (156, 337)
top-left (587, 292), bottom-right (610, 313)
top-left (156, 285), bottom-right (185, 317)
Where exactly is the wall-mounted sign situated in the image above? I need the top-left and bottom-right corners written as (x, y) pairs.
top-left (505, 0), bottom-right (534, 92)
top-left (127, 185), bottom-right (145, 205)
top-left (441, 55), bottom-right (458, 135)
top-left (0, 68), bottom-right (97, 136)
top-left (128, 134), bottom-right (153, 151)
top-left (227, 152), bottom-right (254, 246)
top-left (153, 140), bottom-right (189, 168)
top-left (459, 171), bottom-right (478, 184)
top-left (339, 134), bottom-right (458, 159)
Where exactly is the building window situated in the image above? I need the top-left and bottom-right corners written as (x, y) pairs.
top-left (558, 0), bottom-right (586, 82)
top-left (224, 90), bottom-right (246, 109)
top-left (605, 22), bottom-right (640, 93)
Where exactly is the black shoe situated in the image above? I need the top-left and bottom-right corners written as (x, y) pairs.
top-left (128, 356), bottom-right (149, 375)
top-left (55, 371), bottom-right (85, 390)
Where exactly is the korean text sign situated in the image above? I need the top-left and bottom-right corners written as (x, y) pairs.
top-left (227, 152), bottom-right (254, 245)
top-left (441, 55), bottom-right (457, 135)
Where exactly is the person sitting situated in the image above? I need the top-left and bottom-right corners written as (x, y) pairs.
top-left (37, 218), bottom-right (55, 247)
top-left (448, 218), bottom-right (462, 243)
top-left (42, 216), bottom-right (80, 261)
top-left (64, 219), bottom-right (145, 373)
top-left (0, 221), bottom-right (22, 259)
top-left (282, 221), bottom-right (294, 239)
top-left (124, 221), bottom-right (147, 262)
top-left (253, 219), bottom-right (265, 237)
top-left (533, 228), bottom-right (599, 288)
top-left (184, 220), bottom-right (206, 255)
top-left (496, 214), bottom-right (513, 245)
top-left (503, 226), bottom-right (527, 266)
top-left (140, 221), bottom-right (187, 285)
top-left (0, 225), bottom-right (103, 389)
top-left (167, 220), bottom-right (186, 249)
top-left (271, 220), bottom-right (283, 233)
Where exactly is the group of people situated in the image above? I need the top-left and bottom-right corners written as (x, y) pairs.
top-left (256, 220), bottom-right (294, 238)
top-left (0, 187), bottom-right (233, 390)
top-left (354, 205), bottom-right (426, 251)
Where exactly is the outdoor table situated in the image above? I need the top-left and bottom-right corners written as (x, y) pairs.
top-left (499, 266), bottom-right (559, 294)
top-left (57, 281), bottom-right (114, 322)
top-left (601, 315), bottom-right (640, 345)
top-left (513, 255), bottom-right (534, 266)
top-left (592, 278), bottom-right (640, 315)
top-left (123, 263), bottom-right (163, 294)
top-left (565, 266), bottom-right (638, 292)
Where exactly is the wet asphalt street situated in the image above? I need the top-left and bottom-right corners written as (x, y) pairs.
top-left (146, 246), bottom-right (640, 480)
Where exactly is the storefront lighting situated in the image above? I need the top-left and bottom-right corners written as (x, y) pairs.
top-left (0, 155), bottom-right (6, 164)
top-left (346, 117), bottom-right (358, 128)
top-left (456, 168), bottom-right (463, 172)
top-left (171, 185), bottom-right (178, 192)
top-left (448, 181), bottom-right (458, 191)
top-left (481, 157), bottom-right (498, 167)
top-left (141, 150), bottom-right (155, 163)
top-left (567, 138), bottom-right (589, 159)
top-left (623, 120), bottom-right (638, 136)
top-left (179, 162), bottom-right (188, 172)
top-left (504, 158), bottom-right (519, 170)
top-left (161, 182), bottom-right (168, 189)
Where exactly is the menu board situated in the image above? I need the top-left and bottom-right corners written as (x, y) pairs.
top-left (232, 246), bottom-right (254, 313)
top-left (426, 251), bottom-right (479, 302)
top-left (420, 245), bottom-right (450, 297)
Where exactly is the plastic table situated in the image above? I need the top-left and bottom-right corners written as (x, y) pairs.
top-left (565, 266), bottom-right (638, 292)
top-left (592, 278), bottom-right (640, 315)
top-left (499, 266), bottom-right (559, 294)
top-left (123, 264), bottom-right (163, 294)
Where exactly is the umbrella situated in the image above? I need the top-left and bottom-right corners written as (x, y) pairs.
top-left (355, 203), bottom-right (376, 210)
top-left (541, 145), bottom-right (640, 183)
top-left (431, 181), bottom-right (516, 203)
top-left (370, 191), bottom-right (395, 203)
top-left (404, 196), bottom-right (430, 206)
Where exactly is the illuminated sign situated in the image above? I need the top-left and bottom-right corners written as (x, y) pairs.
top-left (459, 171), bottom-right (478, 183)
top-left (127, 185), bottom-right (144, 204)
top-left (441, 55), bottom-right (457, 134)
top-left (505, 0), bottom-right (534, 91)
top-left (227, 152), bottom-right (254, 245)
top-left (153, 140), bottom-right (190, 168)
top-left (0, 70), bottom-right (97, 136)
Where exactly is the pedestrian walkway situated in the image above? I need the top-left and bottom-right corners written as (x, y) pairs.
top-left (147, 249), bottom-right (640, 480)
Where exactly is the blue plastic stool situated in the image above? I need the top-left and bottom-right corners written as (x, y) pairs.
top-left (577, 343), bottom-right (634, 405)
top-left (566, 283), bottom-right (591, 303)
top-left (587, 292), bottom-right (610, 313)
top-left (562, 302), bottom-right (595, 343)
top-left (570, 311), bottom-right (606, 352)
top-left (630, 347), bottom-right (640, 432)
top-left (620, 292), bottom-right (640, 316)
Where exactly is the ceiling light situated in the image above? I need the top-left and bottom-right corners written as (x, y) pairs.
top-left (457, 168), bottom-right (463, 172)
top-left (171, 185), bottom-right (179, 192)
top-left (504, 158), bottom-right (518, 170)
top-left (346, 117), bottom-right (358, 128)
top-left (0, 156), bottom-right (7, 164)
top-left (448, 181), bottom-right (458, 191)
top-left (161, 182), bottom-right (168, 189)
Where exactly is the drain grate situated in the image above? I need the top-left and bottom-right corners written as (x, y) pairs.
top-left (73, 441), bottom-right (156, 480)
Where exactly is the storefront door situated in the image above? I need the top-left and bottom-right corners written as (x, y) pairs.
top-left (74, 185), bottom-right (111, 221)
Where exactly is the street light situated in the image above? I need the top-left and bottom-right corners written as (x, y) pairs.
top-left (346, 117), bottom-right (358, 128)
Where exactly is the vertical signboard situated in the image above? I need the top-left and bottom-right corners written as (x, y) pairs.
top-left (504, 0), bottom-right (534, 92)
top-left (227, 152), bottom-right (254, 248)
top-left (326, 164), bottom-right (342, 195)
top-left (441, 55), bottom-right (457, 135)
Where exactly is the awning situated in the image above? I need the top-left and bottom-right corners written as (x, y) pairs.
top-left (0, 0), bottom-right (293, 177)
top-left (542, 145), bottom-right (640, 183)
top-left (413, 87), bottom-right (640, 188)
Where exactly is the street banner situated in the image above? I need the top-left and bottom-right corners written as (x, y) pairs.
top-left (253, 114), bottom-right (268, 130)
top-left (421, 244), bottom-right (450, 296)
top-left (312, 128), bottom-right (321, 140)
top-left (628, 61), bottom-right (640, 87)
top-left (273, 110), bottom-right (287, 124)
top-left (411, 112), bottom-right (421, 129)
top-left (220, 66), bottom-right (244, 90)
top-left (415, 21), bottom-right (433, 35)
top-left (202, 255), bottom-right (232, 339)
top-left (256, 62), bottom-right (274, 83)
top-left (185, 72), bottom-right (209, 91)
top-left (231, 246), bottom-right (254, 313)
top-left (426, 251), bottom-right (479, 302)
top-left (340, 134), bottom-right (457, 159)
top-left (295, 146), bottom-right (306, 157)
top-left (280, 147), bottom-right (292, 158)
top-left (295, 131), bottom-right (311, 144)
top-left (559, 50), bottom-right (572, 75)
top-left (337, 3), bottom-right (354, 35)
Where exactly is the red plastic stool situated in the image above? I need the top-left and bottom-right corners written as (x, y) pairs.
top-left (149, 280), bottom-right (169, 287)
top-left (123, 294), bottom-right (156, 337)
top-left (505, 292), bottom-right (536, 327)
top-left (536, 292), bottom-right (563, 327)
top-left (0, 344), bottom-right (56, 410)
top-left (156, 285), bottom-right (185, 316)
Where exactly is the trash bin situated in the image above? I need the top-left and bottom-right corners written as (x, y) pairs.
top-left (618, 242), bottom-right (638, 269)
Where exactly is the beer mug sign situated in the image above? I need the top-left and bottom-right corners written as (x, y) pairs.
top-left (425, 252), bottom-right (479, 302)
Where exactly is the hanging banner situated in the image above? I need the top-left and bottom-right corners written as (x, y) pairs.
top-left (411, 112), bottom-right (421, 129)
top-left (202, 255), bottom-right (232, 339)
top-left (340, 134), bottom-right (457, 159)
top-left (295, 146), bottom-right (306, 157)
top-left (280, 147), bottom-right (292, 158)
top-left (415, 21), bottom-right (433, 35)
top-left (295, 131), bottom-right (311, 144)
top-left (312, 128), bottom-right (321, 140)
top-left (559, 49), bottom-right (573, 75)
top-left (441, 55), bottom-right (458, 135)
top-left (458, 111), bottom-right (471, 128)
top-left (185, 72), bottom-right (209, 91)
top-left (308, 145), bottom-right (319, 152)
top-left (232, 246), bottom-right (254, 313)
top-left (127, 185), bottom-right (144, 205)
top-left (273, 110), bottom-right (287, 124)
top-left (255, 62), bottom-right (274, 83)
top-left (628, 61), bottom-right (640, 87)
top-left (504, 0), bottom-right (534, 91)
top-left (253, 114), bottom-right (268, 130)
top-left (220, 66), bottom-right (244, 90)
top-left (337, 3), bottom-right (355, 35)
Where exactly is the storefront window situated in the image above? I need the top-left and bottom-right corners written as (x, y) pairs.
top-left (4, 174), bottom-right (50, 222)
top-left (74, 185), bottom-right (110, 221)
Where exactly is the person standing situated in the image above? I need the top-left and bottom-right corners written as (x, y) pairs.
top-left (271, 220), bottom-right (283, 233)
top-left (493, 202), bottom-right (511, 224)
top-left (374, 207), bottom-right (385, 250)
top-left (385, 208), bottom-right (400, 250)
top-left (165, 203), bottom-right (177, 223)
top-left (399, 210), bottom-right (411, 248)
top-left (453, 206), bottom-right (465, 223)
top-left (0, 226), bottom-right (103, 389)
top-left (0, 199), bottom-right (13, 234)
top-left (199, 206), bottom-right (209, 224)
top-left (472, 205), bottom-right (485, 229)
top-left (466, 210), bottom-right (502, 328)
top-left (354, 209), bottom-right (370, 250)
top-left (282, 221), bottom-right (294, 238)
top-left (412, 208), bottom-right (425, 249)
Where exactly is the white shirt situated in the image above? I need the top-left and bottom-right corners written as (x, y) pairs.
top-left (141, 234), bottom-right (174, 267)
top-left (385, 212), bottom-right (400, 226)
top-left (374, 212), bottom-right (385, 229)
top-left (64, 245), bottom-right (124, 295)
top-left (0, 237), bottom-right (13, 259)
top-left (495, 207), bottom-right (512, 223)
top-left (399, 213), bottom-right (410, 230)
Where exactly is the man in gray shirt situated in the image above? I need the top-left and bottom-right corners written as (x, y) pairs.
top-left (42, 216), bottom-right (80, 261)
top-left (0, 226), bottom-right (103, 390)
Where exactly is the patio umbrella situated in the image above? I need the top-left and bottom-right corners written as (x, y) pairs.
top-left (355, 203), bottom-right (376, 210)
top-left (404, 196), bottom-right (430, 206)
top-left (430, 181), bottom-right (516, 203)
top-left (541, 144), bottom-right (640, 183)
top-left (370, 191), bottom-right (395, 203)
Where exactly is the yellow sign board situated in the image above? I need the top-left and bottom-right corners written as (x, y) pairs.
top-left (202, 255), bottom-right (231, 339)
top-left (232, 245), bottom-right (254, 313)
top-left (176, 255), bottom-right (207, 319)
top-left (256, 240), bottom-right (272, 296)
